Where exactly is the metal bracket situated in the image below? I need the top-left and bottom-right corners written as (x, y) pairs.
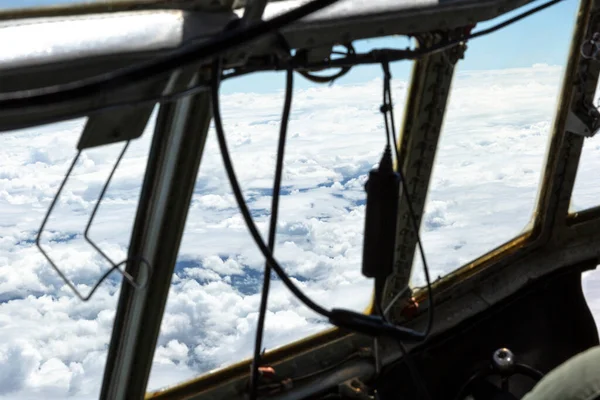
top-left (581, 32), bottom-right (600, 60)
top-left (570, 29), bottom-right (600, 138)
top-left (565, 106), bottom-right (600, 137)
top-left (300, 45), bottom-right (335, 67)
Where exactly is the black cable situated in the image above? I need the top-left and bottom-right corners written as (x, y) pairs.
top-left (297, 44), bottom-right (356, 84)
top-left (212, 58), bottom-right (436, 343)
top-left (249, 67), bottom-right (294, 400)
top-left (376, 63), bottom-right (433, 400)
top-left (298, 66), bottom-right (351, 84)
top-left (194, 0), bottom-right (561, 384)
top-left (390, 93), bottom-right (434, 338)
top-left (211, 58), bottom-right (330, 318)
top-left (380, 62), bottom-right (433, 339)
top-left (398, 342), bottom-right (432, 400)
top-left (0, 0), bottom-right (340, 108)
top-left (468, 0), bottom-right (563, 40)
top-left (287, 0), bottom-right (566, 70)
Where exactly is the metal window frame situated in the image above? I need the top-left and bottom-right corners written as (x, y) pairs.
top-left (0, 0), bottom-right (596, 399)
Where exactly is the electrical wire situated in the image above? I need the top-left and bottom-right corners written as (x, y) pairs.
top-left (297, 66), bottom-right (351, 84)
top-left (286, 0), bottom-right (565, 70)
top-left (201, 0), bottom-right (558, 396)
top-left (297, 44), bottom-right (356, 84)
top-left (398, 342), bottom-right (431, 400)
top-left (208, 0), bottom-right (562, 394)
top-left (241, 54), bottom-right (429, 399)
top-left (377, 62), bottom-right (433, 400)
top-left (468, 0), bottom-right (564, 41)
top-left (25, 0), bottom-right (568, 392)
top-left (211, 58), bottom-right (330, 318)
top-left (212, 56), bottom-right (441, 346)
top-left (249, 67), bottom-right (294, 400)
top-left (380, 61), bottom-right (434, 339)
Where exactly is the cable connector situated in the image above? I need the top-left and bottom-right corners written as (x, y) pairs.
top-left (378, 145), bottom-right (394, 173)
top-left (329, 309), bottom-right (424, 341)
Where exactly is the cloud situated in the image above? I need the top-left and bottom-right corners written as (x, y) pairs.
top-left (410, 65), bottom-right (565, 284)
top-left (3, 63), bottom-right (600, 399)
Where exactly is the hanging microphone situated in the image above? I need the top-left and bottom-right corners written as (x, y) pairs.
top-left (361, 145), bottom-right (400, 281)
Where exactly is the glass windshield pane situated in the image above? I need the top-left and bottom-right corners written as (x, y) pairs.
top-left (147, 53), bottom-right (413, 390)
top-left (0, 115), bottom-right (155, 398)
top-left (410, 0), bottom-right (577, 286)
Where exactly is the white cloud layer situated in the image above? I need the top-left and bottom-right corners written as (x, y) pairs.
top-left (1, 63), bottom-right (600, 399)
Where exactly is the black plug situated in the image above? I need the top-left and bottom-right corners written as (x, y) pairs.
top-left (329, 309), bottom-right (424, 341)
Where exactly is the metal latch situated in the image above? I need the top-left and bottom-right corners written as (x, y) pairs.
top-left (566, 107), bottom-right (600, 137)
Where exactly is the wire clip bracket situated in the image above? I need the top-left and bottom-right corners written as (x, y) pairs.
top-left (36, 143), bottom-right (152, 301)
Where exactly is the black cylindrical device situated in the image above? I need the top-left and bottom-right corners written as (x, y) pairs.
top-left (361, 146), bottom-right (400, 279)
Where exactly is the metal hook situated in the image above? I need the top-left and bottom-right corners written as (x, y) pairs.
top-left (36, 145), bottom-right (152, 301)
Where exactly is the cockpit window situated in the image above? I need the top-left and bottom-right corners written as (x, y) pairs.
top-left (146, 60), bottom-right (412, 391)
top-left (410, 1), bottom-right (577, 286)
top-left (0, 0), bottom-right (582, 397)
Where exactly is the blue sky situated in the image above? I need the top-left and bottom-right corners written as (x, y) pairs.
top-left (3, 0), bottom-right (578, 93)
top-left (231, 0), bottom-right (577, 93)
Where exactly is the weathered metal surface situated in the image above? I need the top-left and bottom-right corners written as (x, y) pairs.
top-left (385, 33), bottom-right (463, 322)
top-left (100, 69), bottom-right (213, 400)
top-left (534, 0), bottom-right (596, 241)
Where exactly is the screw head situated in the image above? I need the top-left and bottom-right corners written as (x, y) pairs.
top-left (492, 348), bottom-right (515, 373)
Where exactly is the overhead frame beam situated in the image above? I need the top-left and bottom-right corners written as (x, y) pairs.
top-left (0, 0), bottom-right (541, 78)
top-left (100, 69), bottom-right (213, 400)
top-left (0, 0), bottom-right (543, 135)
